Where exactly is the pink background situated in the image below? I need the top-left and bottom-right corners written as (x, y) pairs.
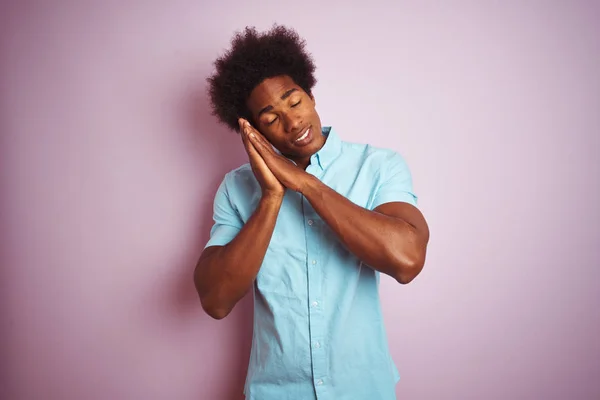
top-left (2, 1), bottom-right (599, 399)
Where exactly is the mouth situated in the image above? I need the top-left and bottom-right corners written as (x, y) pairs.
top-left (293, 126), bottom-right (313, 146)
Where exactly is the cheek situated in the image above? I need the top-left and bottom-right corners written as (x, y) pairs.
top-left (302, 103), bottom-right (317, 119)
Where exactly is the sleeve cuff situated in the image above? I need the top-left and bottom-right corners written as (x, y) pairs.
top-left (371, 191), bottom-right (418, 210)
top-left (204, 225), bottom-right (240, 249)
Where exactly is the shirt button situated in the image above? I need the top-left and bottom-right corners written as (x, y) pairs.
top-left (311, 260), bottom-right (317, 265)
top-left (308, 219), bottom-right (314, 225)
top-left (311, 301), bottom-right (319, 307)
top-left (314, 341), bottom-right (321, 348)
top-left (316, 379), bottom-right (324, 386)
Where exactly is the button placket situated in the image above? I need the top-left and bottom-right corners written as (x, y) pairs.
top-left (303, 197), bottom-right (327, 394)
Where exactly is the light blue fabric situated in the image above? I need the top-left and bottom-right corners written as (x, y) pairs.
top-left (205, 127), bottom-right (418, 400)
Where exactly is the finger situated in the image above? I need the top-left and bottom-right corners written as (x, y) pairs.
top-left (238, 120), bottom-right (278, 162)
top-left (239, 119), bottom-right (259, 138)
top-left (240, 126), bottom-right (252, 153)
top-left (247, 132), bottom-right (272, 159)
top-left (238, 118), bottom-right (249, 135)
top-left (245, 127), bottom-right (276, 156)
top-left (238, 120), bottom-right (267, 149)
top-left (240, 118), bottom-right (256, 137)
top-left (238, 119), bottom-right (254, 139)
top-left (239, 119), bottom-right (250, 144)
top-left (239, 120), bottom-right (257, 146)
top-left (247, 138), bottom-right (273, 176)
top-left (241, 133), bottom-right (265, 169)
top-left (242, 128), bottom-right (268, 166)
top-left (248, 129), bottom-right (269, 148)
top-left (245, 135), bottom-right (261, 159)
top-left (243, 122), bottom-right (266, 143)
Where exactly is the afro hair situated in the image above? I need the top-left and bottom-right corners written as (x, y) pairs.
top-left (207, 24), bottom-right (317, 132)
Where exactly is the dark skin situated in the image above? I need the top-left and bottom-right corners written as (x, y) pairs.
top-left (194, 75), bottom-right (430, 319)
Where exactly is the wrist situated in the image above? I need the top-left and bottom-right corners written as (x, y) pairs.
top-left (299, 174), bottom-right (320, 196)
top-left (261, 191), bottom-right (285, 205)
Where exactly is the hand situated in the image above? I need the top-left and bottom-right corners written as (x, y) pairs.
top-left (238, 118), bottom-right (285, 199)
top-left (239, 119), bottom-right (311, 193)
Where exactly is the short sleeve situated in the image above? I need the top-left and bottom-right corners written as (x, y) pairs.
top-left (370, 151), bottom-right (418, 209)
top-left (204, 174), bottom-right (244, 249)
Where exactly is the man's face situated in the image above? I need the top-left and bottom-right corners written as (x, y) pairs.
top-left (246, 75), bottom-right (324, 167)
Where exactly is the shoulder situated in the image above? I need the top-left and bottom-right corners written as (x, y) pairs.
top-left (222, 163), bottom-right (254, 186)
top-left (340, 139), bottom-right (407, 169)
top-left (218, 163), bottom-right (259, 202)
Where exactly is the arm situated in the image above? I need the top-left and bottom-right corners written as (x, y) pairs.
top-left (243, 124), bottom-right (429, 284)
top-left (302, 177), bottom-right (429, 283)
top-left (194, 119), bottom-right (285, 319)
top-left (194, 193), bottom-right (282, 319)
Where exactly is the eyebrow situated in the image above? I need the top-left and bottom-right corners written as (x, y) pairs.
top-left (257, 88), bottom-right (298, 117)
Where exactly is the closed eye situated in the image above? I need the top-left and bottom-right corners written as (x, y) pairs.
top-left (266, 116), bottom-right (278, 125)
top-left (291, 101), bottom-right (301, 107)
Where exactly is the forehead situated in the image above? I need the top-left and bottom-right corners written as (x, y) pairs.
top-left (247, 75), bottom-right (300, 108)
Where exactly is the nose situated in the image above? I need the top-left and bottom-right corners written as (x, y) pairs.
top-left (282, 110), bottom-right (303, 134)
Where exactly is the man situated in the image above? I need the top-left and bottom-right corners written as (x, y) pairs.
top-left (194, 25), bottom-right (429, 400)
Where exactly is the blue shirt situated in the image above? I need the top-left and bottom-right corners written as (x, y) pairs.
top-left (205, 127), bottom-right (418, 400)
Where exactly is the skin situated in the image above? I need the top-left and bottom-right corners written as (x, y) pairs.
top-left (194, 75), bottom-right (430, 320)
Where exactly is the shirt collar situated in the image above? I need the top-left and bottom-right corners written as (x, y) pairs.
top-left (311, 126), bottom-right (342, 170)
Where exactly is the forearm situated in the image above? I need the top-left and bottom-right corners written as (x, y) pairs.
top-left (194, 194), bottom-right (283, 318)
top-left (302, 176), bottom-right (425, 283)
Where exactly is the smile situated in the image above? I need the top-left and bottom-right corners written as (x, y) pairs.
top-left (294, 127), bottom-right (312, 144)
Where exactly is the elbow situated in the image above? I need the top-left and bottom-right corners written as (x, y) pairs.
top-left (200, 296), bottom-right (232, 320)
top-left (395, 270), bottom-right (418, 285)
top-left (392, 254), bottom-right (425, 285)
top-left (384, 230), bottom-right (428, 285)
top-left (204, 307), bottom-right (230, 320)
top-left (194, 270), bottom-right (232, 320)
